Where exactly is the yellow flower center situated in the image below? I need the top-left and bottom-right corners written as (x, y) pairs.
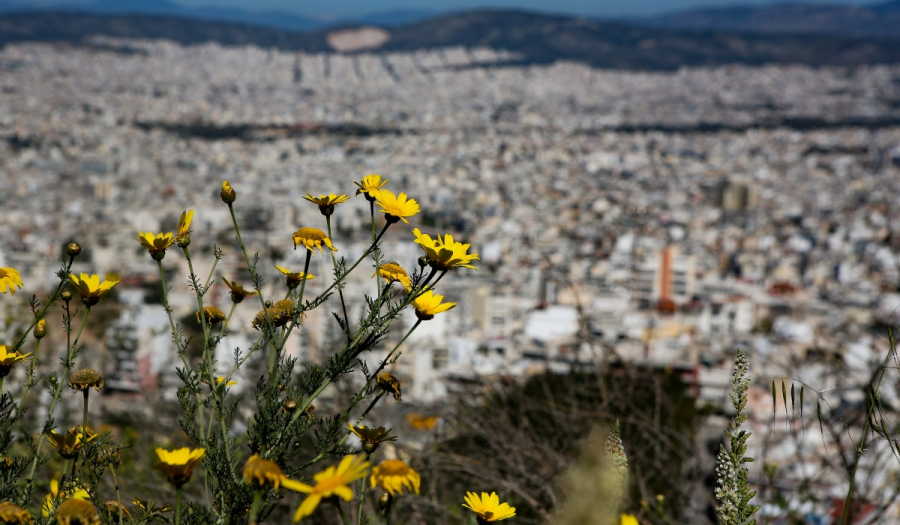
top-left (378, 460), bottom-right (410, 475)
top-left (315, 476), bottom-right (347, 494)
top-left (296, 228), bottom-right (326, 241)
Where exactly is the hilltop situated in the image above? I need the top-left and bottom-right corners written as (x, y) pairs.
top-left (1, 9), bottom-right (900, 70)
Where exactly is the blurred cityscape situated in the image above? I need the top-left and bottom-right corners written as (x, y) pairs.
top-left (2, 37), bottom-right (900, 521)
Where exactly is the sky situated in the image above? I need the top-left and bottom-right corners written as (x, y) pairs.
top-left (22, 0), bottom-right (883, 18)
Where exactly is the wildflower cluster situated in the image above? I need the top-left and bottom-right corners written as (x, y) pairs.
top-left (715, 349), bottom-right (759, 525)
top-left (0, 173), bottom-right (515, 524)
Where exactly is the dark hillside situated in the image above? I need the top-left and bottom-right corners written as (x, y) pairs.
top-left (2, 9), bottom-right (900, 70)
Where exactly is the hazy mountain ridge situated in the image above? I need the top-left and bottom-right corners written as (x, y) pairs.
top-left (2, 9), bottom-right (900, 70)
top-left (0, 0), bottom-right (435, 31)
top-left (643, 0), bottom-right (900, 38)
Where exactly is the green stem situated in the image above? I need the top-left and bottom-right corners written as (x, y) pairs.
top-left (110, 466), bottom-right (123, 524)
top-left (357, 452), bottom-right (371, 524)
top-left (326, 215), bottom-right (352, 342)
top-left (840, 331), bottom-right (895, 524)
top-left (277, 250), bottom-right (312, 350)
top-left (299, 393), bottom-right (386, 472)
top-left (383, 497), bottom-right (394, 525)
top-left (11, 256), bottom-right (74, 353)
top-left (182, 247), bottom-right (212, 371)
top-left (60, 459), bottom-right (70, 488)
top-left (27, 307), bottom-right (90, 481)
top-left (227, 203), bottom-right (277, 356)
top-left (248, 489), bottom-right (264, 524)
top-left (175, 486), bottom-right (183, 525)
top-left (278, 224), bottom-right (390, 349)
top-left (81, 390), bottom-right (89, 433)
top-left (157, 260), bottom-right (206, 442)
top-left (0, 377), bottom-right (4, 400)
top-left (372, 320), bottom-right (421, 379)
top-left (334, 498), bottom-right (351, 525)
top-left (225, 302), bottom-right (238, 327)
top-left (17, 338), bottom-right (40, 412)
top-left (370, 200), bottom-right (379, 300)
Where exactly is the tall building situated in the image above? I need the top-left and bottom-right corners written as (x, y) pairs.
top-left (632, 246), bottom-right (696, 309)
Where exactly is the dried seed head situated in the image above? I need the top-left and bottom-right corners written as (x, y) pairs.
top-left (68, 369), bottom-right (104, 392)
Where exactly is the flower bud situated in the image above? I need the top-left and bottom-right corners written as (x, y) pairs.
top-left (61, 290), bottom-right (73, 303)
top-left (66, 242), bottom-right (81, 257)
top-left (281, 399), bottom-right (298, 414)
top-left (34, 318), bottom-right (46, 339)
top-left (418, 256), bottom-right (428, 269)
top-left (379, 493), bottom-right (392, 510)
top-left (176, 235), bottom-right (191, 248)
top-left (220, 181), bottom-right (236, 204)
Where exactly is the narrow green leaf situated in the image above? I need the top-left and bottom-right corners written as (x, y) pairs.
top-left (782, 379), bottom-right (789, 427)
top-left (817, 399), bottom-right (825, 445)
top-left (800, 386), bottom-right (805, 434)
top-left (790, 383), bottom-right (795, 418)
top-left (772, 380), bottom-right (777, 423)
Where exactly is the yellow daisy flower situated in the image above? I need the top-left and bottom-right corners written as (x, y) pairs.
top-left (348, 425), bottom-right (397, 453)
top-left (292, 455), bottom-right (370, 521)
top-left (275, 265), bottom-right (315, 290)
top-left (216, 376), bottom-right (237, 387)
top-left (371, 459), bottom-right (421, 496)
top-left (41, 477), bottom-right (90, 517)
top-left (0, 501), bottom-right (32, 524)
top-left (134, 232), bottom-right (175, 260)
top-left (354, 174), bottom-right (388, 199)
top-left (54, 499), bottom-right (99, 525)
top-left (0, 267), bottom-right (23, 295)
top-left (412, 290), bottom-right (456, 321)
top-left (462, 492), bottom-right (516, 522)
top-left (303, 193), bottom-right (350, 216)
top-left (375, 262), bottom-right (412, 290)
top-left (622, 514), bottom-right (639, 525)
top-left (0, 345), bottom-right (31, 378)
top-left (252, 299), bottom-right (297, 330)
top-left (292, 228), bottom-right (337, 255)
top-left (406, 413), bottom-right (439, 430)
top-left (372, 190), bottom-right (420, 224)
top-left (196, 306), bottom-right (227, 326)
top-left (412, 229), bottom-right (479, 271)
top-left (243, 455), bottom-right (307, 492)
top-left (69, 273), bottom-right (119, 307)
top-left (153, 447), bottom-right (206, 488)
top-left (101, 501), bottom-right (131, 522)
top-left (221, 276), bottom-right (259, 304)
top-left (47, 428), bottom-right (96, 459)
